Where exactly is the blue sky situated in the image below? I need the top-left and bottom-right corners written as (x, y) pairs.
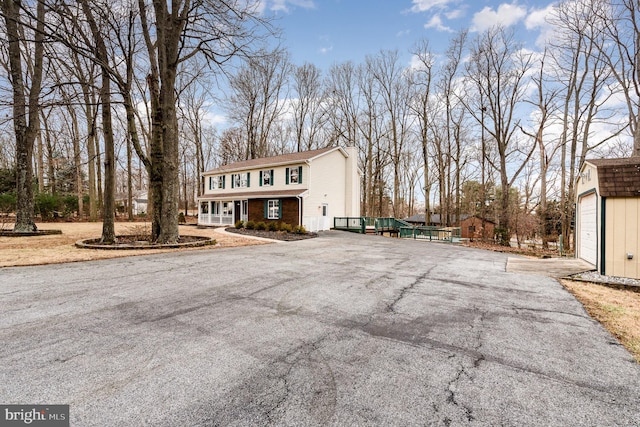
top-left (262, 0), bottom-right (555, 70)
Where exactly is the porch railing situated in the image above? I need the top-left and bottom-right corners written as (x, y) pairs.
top-left (198, 214), bottom-right (234, 226)
top-left (334, 217), bottom-right (366, 233)
top-left (399, 226), bottom-right (462, 242)
top-left (333, 217), bottom-right (461, 243)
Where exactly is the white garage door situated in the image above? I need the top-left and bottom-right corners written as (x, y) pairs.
top-left (579, 193), bottom-right (597, 266)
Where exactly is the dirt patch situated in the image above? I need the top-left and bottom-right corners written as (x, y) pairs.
top-left (561, 279), bottom-right (640, 363)
top-left (463, 239), bottom-right (570, 258)
top-left (0, 222), bottom-right (267, 267)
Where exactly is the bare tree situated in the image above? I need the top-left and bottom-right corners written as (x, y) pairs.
top-left (292, 62), bottom-right (325, 151)
top-left (2, 0), bottom-right (45, 232)
top-left (355, 61), bottom-right (385, 216)
top-left (227, 48), bottom-right (291, 160)
top-left (519, 49), bottom-right (560, 248)
top-left (409, 39), bottom-right (435, 225)
top-left (435, 31), bottom-right (467, 227)
top-left (599, 0), bottom-right (640, 156)
top-left (367, 49), bottom-right (413, 217)
top-left (465, 26), bottom-right (535, 245)
top-left (79, 0), bottom-right (116, 242)
top-left (551, 0), bottom-right (625, 250)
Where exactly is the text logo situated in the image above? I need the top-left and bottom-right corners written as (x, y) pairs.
top-left (0, 405), bottom-right (68, 427)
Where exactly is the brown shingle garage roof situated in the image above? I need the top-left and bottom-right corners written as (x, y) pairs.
top-left (587, 157), bottom-right (640, 197)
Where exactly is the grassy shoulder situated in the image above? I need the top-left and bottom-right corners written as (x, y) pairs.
top-left (561, 279), bottom-right (640, 363)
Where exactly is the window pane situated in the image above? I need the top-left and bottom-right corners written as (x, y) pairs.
top-left (290, 168), bottom-right (298, 184)
top-left (268, 199), bottom-right (279, 219)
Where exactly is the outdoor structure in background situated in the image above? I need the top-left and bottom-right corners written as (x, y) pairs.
top-left (197, 147), bottom-right (360, 232)
top-left (575, 158), bottom-right (640, 279)
top-left (459, 216), bottom-right (496, 240)
top-left (404, 213), bottom-right (495, 240)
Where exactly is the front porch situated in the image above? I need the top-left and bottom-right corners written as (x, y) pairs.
top-left (198, 200), bottom-right (248, 226)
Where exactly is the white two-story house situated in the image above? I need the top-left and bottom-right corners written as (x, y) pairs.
top-left (197, 146), bottom-right (361, 232)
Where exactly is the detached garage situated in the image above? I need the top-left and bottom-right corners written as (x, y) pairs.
top-left (575, 158), bottom-right (640, 279)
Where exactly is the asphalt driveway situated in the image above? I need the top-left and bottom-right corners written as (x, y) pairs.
top-left (1, 231), bottom-right (639, 426)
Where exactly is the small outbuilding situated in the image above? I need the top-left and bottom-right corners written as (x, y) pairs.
top-left (575, 157), bottom-right (640, 279)
top-left (459, 215), bottom-right (496, 240)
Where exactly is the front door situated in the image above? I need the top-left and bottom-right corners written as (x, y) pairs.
top-left (320, 203), bottom-right (329, 230)
top-left (234, 201), bottom-right (241, 224)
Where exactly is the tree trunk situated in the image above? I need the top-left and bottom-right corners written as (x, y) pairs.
top-left (3, 0), bottom-right (44, 232)
top-left (79, 0), bottom-right (115, 243)
top-left (70, 107), bottom-right (84, 218)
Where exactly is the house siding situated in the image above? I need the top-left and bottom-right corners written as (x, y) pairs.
top-left (202, 164), bottom-right (309, 197)
top-left (248, 198), bottom-right (300, 226)
top-left (605, 197), bottom-right (640, 279)
top-left (305, 149), bottom-right (346, 222)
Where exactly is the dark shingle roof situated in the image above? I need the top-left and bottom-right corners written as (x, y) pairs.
top-left (587, 157), bottom-right (640, 197)
top-left (203, 147), bottom-right (339, 175)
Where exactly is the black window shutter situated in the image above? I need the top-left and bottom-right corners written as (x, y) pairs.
top-left (285, 167), bottom-right (289, 185)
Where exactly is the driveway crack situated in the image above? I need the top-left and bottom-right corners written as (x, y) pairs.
top-left (264, 333), bottom-right (333, 425)
top-left (386, 266), bottom-right (435, 313)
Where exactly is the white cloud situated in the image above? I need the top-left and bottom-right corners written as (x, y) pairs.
top-left (525, 4), bottom-right (556, 47)
top-left (269, 0), bottom-right (315, 13)
top-left (471, 2), bottom-right (527, 32)
top-left (203, 111), bottom-right (228, 127)
top-left (410, 0), bottom-right (456, 13)
top-left (396, 29), bottom-right (411, 38)
top-left (445, 8), bottom-right (465, 20)
top-left (424, 15), bottom-right (453, 32)
top-left (319, 45), bottom-right (333, 54)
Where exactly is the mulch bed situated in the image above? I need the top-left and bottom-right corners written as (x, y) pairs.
top-left (225, 228), bottom-right (317, 241)
top-left (76, 234), bottom-right (215, 250)
top-left (0, 229), bottom-right (62, 237)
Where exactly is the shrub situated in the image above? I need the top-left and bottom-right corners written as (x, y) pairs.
top-left (245, 220), bottom-right (255, 230)
top-left (255, 221), bottom-right (267, 231)
top-left (279, 222), bottom-right (292, 233)
top-left (0, 193), bottom-right (16, 213)
top-left (35, 193), bottom-right (60, 220)
top-left (234, 220), bottom-right (245, 229)
top-left (293, 225), bottom-right (307, 234)
top-left (62, 195), bottom-right (78, 218)
top-left (267, 221), bottom-right (279, 232)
